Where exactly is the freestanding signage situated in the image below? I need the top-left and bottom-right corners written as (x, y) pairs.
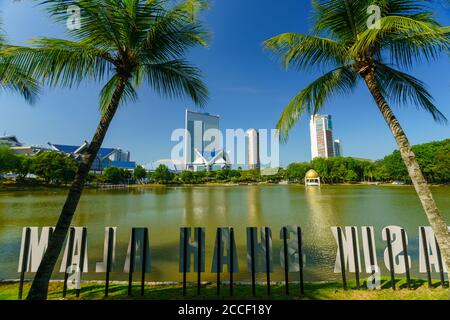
top-left (17, 224), bottom-right (449, 299)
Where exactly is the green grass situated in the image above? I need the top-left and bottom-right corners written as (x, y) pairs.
top-left (1, 278), bottom-right (448, 300)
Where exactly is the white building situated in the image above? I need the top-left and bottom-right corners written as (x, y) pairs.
top-left (0, 135), bottom-right (23, 147)
top-left (184, 110), bottom-right (231, 171)
top-left (247, 129), bottom-right (260, 170)
top-left (310, 115), bottom-right (343, 160)
top-left (310, 115), bottom-right (335, 159)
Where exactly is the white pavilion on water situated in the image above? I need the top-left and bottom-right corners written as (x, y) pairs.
top-left (305, 169), bottom-right (321, 186)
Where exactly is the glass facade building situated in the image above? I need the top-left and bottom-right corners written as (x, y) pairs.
top-left (310, 115), bottom-right (338, 159)
top-left (184, 110), bottom-right (220, 170)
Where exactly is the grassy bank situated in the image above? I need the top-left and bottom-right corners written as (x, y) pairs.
top-left (1, 278), bottom-right (448, 300)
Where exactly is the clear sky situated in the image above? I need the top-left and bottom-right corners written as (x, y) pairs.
top-left (1, 0), bottom-right (449, 166)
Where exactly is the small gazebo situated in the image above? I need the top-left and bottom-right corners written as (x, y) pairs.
top-left (305, 169), bottom-right (321, 186)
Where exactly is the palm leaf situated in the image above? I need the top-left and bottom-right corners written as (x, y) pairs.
top-left (264, 33), bottom-right (348, 71)
top-left (350, 16), bottom-right (449, 62)
top-left (277, 66), bottom-right (358, 141)
top-left (140, 59), bottom-right (208, 107)
top-left (375, 63), bottom-right (448, 123)
top-left (0, 61), bottom-right (40, 104)
top-left (5, 39), bottom-right (113, 87)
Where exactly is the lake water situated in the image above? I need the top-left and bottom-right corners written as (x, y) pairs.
top-left (0, 185), bottom-right (449, 283)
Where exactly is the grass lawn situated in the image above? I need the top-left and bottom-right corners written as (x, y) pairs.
top-left (1, 278), bottom-right (448, 300)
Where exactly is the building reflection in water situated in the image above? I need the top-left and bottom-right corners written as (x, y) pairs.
top-left (303, 186), bottom-right (344, 279)
top-left (247, 186), bottom-right (262, 226)
top-left (182, 187), bottom-right (230, 227)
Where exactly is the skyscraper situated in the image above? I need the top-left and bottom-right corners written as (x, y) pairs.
top-left (247, 129), bottom-right (260, 170)
top-left (334, 139), bottom-right (343, 157)
top-left (184, 110), bottom-right (220, 170)
top-left (310, 114), bottom-right (335, 159)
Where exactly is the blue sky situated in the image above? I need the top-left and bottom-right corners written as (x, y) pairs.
top-left (0, 0), bottom-right (449, 166)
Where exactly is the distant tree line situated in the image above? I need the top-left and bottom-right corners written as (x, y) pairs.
top-left (151, 139), bottom-right (450, 185)
top-left (1, 139), bottom-right (449, 186)
top-left (286, 139), bottom-right (449, 184)
top-left (0, 148), bottom-right (78, 184)
top-left (148, 166), bottom-right (279, 185)
top-left (0, 148), bottom-right (146, 185)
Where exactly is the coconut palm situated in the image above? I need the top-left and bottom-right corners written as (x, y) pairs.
top-left (264, 0), bottom-right (450, 267)
top-left (9, 0), bottom-right (209, 300)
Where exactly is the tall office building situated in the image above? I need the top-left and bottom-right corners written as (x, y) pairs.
top-left (334, 139), bottom-right (343, 157)
top-left (184, 110), bottom-right (220, 170)
top-left (247, 129), bottom-right (260, 170)
top-left (310, 114), bottom-right (335, 159)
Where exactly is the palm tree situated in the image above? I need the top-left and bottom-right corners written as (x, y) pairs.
top-left (8, 0), bottom-right (209, 300)
top-left (264, 0), bottom-right (450, 267)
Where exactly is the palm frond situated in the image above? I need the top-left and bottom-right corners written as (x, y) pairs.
top-left (139, 0), bottom-right (209, 62)
top-left (277, 66), bottom-right (358, 141)
top-left (5, 39), bottom-right (114, 87)
top-left (374, 0), bottom-right (437, 23)
top-left (375, 63), bottom-right (447, 123)
top-left (141, 59), bottom-right (208, 107)
top-left (312, 0), bottom-right (370, 44)
top-left (385, 26), bottom-right (450, 69)
top-left (10, 0), bottom-right (209, 108)
top-left (0, 61), bottom-right (40, 104)
top-left (263, 33), bottom-right (348, 71)
top-left (350, 16), bottom-right (449, 62)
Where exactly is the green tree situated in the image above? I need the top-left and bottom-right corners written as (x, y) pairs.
top-left (133, 165), bottom-right (147, 181)
top-left (15, 155), bottom-right (34, 181)
top-left (311, 158), bottom-right (331, 183)
top-left (373, 160), bottom-right (390, 182)
top-left (103, 166), bottom-right (131, 184)
top-left (215, 170), bottom-right (228, 181)
top-left (383, 151), bottom-right (409, 181)
top-left (344, 169), bottom-right (358, 182)
top-left (32, 151), bottom-right (78, 184)
top-left (286, 162), bottom-right (310, 182)
top-left (361, 161), bottom-right (375, 182)
top-left (152, 165), bottom-right (175, 184)
top-left (265, 0), bottom-right (450, 268)
top-left (433, 141), bottom-right (450, 183)
top-left (180, 170), bottom-right (194, 184)
top-left (11, 0), bottom-right (209, 300)
top-left (0, 146), bottom-right (19, 174)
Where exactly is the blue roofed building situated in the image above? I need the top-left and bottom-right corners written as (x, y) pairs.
top-left (49, 141), bottom-right (136, 172)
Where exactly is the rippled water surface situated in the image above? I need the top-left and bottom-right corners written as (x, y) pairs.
top-left (0, 185), bottom-right (448, 282)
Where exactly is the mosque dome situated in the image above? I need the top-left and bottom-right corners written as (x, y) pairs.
top-left (305, 169), bottom-right (320, 179)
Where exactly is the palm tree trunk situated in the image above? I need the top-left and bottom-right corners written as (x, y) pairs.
top-left (26, 76), bottom-right (128, 300)
top-left (363, 70), bottom-right (450, 269)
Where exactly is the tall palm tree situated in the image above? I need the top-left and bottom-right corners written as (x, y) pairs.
top-left (264, 0), bottom-right (450, 267)
top-left (9, 0), bottom-right (209, 300)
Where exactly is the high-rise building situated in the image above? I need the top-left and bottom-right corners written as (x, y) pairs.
top-left (310, 114), bottom-right (335, 159)
top-left (334, 139), bottom-right (343, 157)
top-left (184, 110), bottom-right (220, 170)
top-left (247, 129), bottom-right (260, 170)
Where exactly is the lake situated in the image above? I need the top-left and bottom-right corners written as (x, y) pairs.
top-left (0, 185), bottom-right (449, 283)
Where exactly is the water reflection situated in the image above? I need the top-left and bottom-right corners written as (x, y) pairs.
top-left (0, 186), bottom-right (448, 282)
top-left (247, 186), bottom-right (262, 226)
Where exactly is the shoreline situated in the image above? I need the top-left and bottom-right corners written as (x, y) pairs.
top-left (1, 181), bottom-right (448, 193)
